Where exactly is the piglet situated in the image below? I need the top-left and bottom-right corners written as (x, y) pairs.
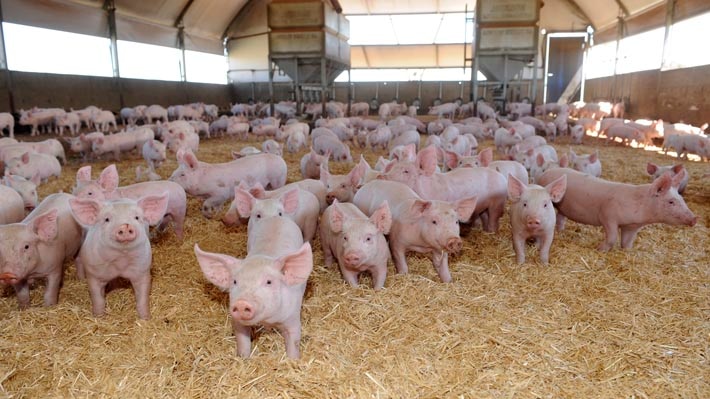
top-left (537, 168), bottom-right (696, 251)
top-left (508, 174), bottom-right (567, 264)
top-left (142, 139), bottom-right (166, 171)
top-left (569, 150), bottom-right (602, 177)
top-left (261, 139), bottom-right (282, 156)
top-left (646, 163), bottom-right (688, 194)
top-left (3, 173), bottom-right (39, 211)
top-left (313, 134), bottom-right (353, 162)
top-left (69, 193), bottom-right (169, 319)
top-left (0, 183), bottom-right (25, 224)
top-left (320, 161), bottom-right (366, 204)
top-left (194, 218), bottom-right (313, 359)
top-left (5, 152), bottom-right (61, 182)
top-left (300, 148), bottom-right (330, 180)
top-left (320, 200), bottom-right (391, 290)
top-left (0, 193), bottom-right (83, 309)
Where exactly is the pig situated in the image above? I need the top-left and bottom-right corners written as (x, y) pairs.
top-left (320, 200), bottom-right (392, 289)
top-left (91, 110), bottom-right (117, 132)
top-left (69, 193), bottom-right (169, 319)
top-left (379, 145), bottom-right (507, 232)
top-left (0, 112), bottom-right (15, 138)
top-left (65, 132), bottom-right (103, 162)
top-left (170, 149), bottom-right (286, 218)
top-left (0, 193), bottom-right (83, 309)
top-left (476, 101), bottom-right (497, 120)
top-left (350, 102), bottom-right (370, 116)
top-left (136, 165), bottom-right (162, 182)
top-left (428, 103), bottom-right (458, 119)
top-left (286, 130), bottom-right (307, 153)
top-left (674, 133), bottom-right (710, 161)
top-left (366, 125), bottom-right (392, 151)
top-left (537, 168), bottom-right (697, 251)
top-left (451, 147), bottom-right (528, 185)
top-left (194, 222), bottom-right (313, 359)
top-left (605, 124), bottom-right (645, 146)
top-left (507, 174), bottom-right (567, 264)
top-left (530, 153), bottom-right (569, 184)
top-left (74, 165), bottom-right (187, 240)
top-left (0, 183), bottom-right (25, 224)
top-left (568, 150), bottom-right (602, 177)
top-left (353, 180), bottom-right (476, 283)
top-left (320, 161), bottom-right (367, 204)
top-left (165, 130), bottom-right (200, 154)
top-left (144, 104), bottom-right (168, 124)
top-left (142, 139), bottom-right (167, 171)
top-left (494, 128), bottom-right (522, 154)
top-left (230, 186), bottom-right (319, 243)
top-left (515, 145), bottom-right (558, 171)
top-left (237, 178), bottom-right (327, 215)
top-left (570, 125), bottom-right (585, 144)
top-left (261, 139), bottom-right (282, 156)
top-left (92, 130), bottom-right (150, 161)
top-left (553, 111), bottom-right (569, 136)
top-left (55, 112), bottom-right (81, 136)
top-left (3, 174), bottom-right (39, 211)
top-left (300, 148), bottom-right (330, 180)
top-left (646, 163), bottom-right (689, 195)
top-left (5, 152), bottom-right (61, 182)
top-left (389, 129), bottom-right (420, 152)
top-left (313, 134), bottom-right (353, 162)
top-left (389, 143), bottom-right (417, 163)
top-left (506, 102), bottom-right (532, 119)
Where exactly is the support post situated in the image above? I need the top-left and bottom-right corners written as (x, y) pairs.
top-left (0, 0), bottom-right (15, 113)
top-left (104, 0), bottom-right (124, 108)
top-left (268, 58), bottom-right (274, 117)
top-left (321, 58), bottom-right (327, 118)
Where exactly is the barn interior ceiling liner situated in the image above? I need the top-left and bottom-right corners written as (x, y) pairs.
top-left (0, 0), bottom-right (687, 66)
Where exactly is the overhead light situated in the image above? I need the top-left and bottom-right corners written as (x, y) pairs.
top-left (586, 25), bottom-right (594, 34)
top-left (541, 28), bottom-right (547, 35)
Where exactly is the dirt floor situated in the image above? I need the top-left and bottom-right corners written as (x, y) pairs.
top-left (1, 122), bottom-right (708, 398)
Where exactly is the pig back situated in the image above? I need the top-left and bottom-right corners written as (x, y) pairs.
top-left (24, 193), bottom-right (83, 262)
top-left (247, 216), bottom-right (304, 258)
top-left (0, 185), bottom-right (25, 225)
top-left (353, 180), bottom-right (419, 218)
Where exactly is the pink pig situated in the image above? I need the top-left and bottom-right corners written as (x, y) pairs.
top-left (69, 193), bottom-right (169, 319)
top-left (568, 150), bottom-right (602, 177)
top-left (320, 161), bottom-right (367, 204)
top-left (74, 165), bottom-right (187, 240)
top-left (507, 174), bottom-right (567, 264)
top-left (646, 163), bottom-right (688, 195)
top-left (313, 134), bottom-right (353, 162)
top-left (320, 200), bottom-right (391, 290)
top-left (379, 145), bottom-right (507, 232)
top-left (194, 217), bottom-right (313, 359)
top-left (5, 152), bottom-right (61, 182)
top-left (0, 193), bottom-right (83, 309)
top-left (300, 147), bottom-right (330, 180)
top-left (3, 173), bottom-right (39, 211)
top-left (537, 168), bottom-right (697, 251)
top-left (353, 180), bottom-right (477, 283)
top-left (0, 183), bottom-right (26, 224)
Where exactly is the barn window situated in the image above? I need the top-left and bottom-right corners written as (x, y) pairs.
top-left (348, 13), bottom-right (472, 45)
top-left (335, 68), bottom-right (486, 82)
top-left (185, 50), bottom-right (228, 85)
top-left (616, 27), bottom-right (664, 74)
top-left (117, 40), bottom-right (181, 81)
top-left (664, 11), bottom-right (710, 70)
top-left (2, 22), bottom-right (113, 77)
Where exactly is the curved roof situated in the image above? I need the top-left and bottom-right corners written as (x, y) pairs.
top-left (2, 0), bottom-right (703, 65)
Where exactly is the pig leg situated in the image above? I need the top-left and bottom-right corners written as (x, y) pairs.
top-left (389, 240), bottom-right (409, 275)
top-left (620, 225), bottom-right (643, 249)
top-left (130, 273), bottom-right (152, 320)
top-left (322, 243), bottom-right (335, 268)
top-left (279, 319), bottom-right (302, 359)
top-left (432, 251), bottom-right (452, 283)
top-left (555, 213), bottom-right (566, 231)
top-left (486, 202), bottom-right (505, 233)
top-left (512, 234), bottom-right (527, 264)
top-left (43, 269), bottom-right (64, 306)
top-left (303, 219), bottom-right (317, 244)
top-left (87, 277), bottom-right (108, 317)
top-left (598, 221), bottom-right (619, 251)
top-left (13, 281), bottom-right (31, 310)
top-left (74, 257), bottom-right (86, 280)
top-left (232, 321), bottom-right (253, 358)
top-left (371, 266), bottom-right (386, 291)
top-left (339, 266), bottom-right (360, 288)
top-left (537, 234), bottom-right (553, 265)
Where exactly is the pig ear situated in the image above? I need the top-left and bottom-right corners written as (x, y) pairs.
top-left (670, 168), bottom-right (687, 189)
top-left (30, 172), bottom-right (41, 186)
top-left (569, 149), bottom-right (577, 160)
top-left (589, 151), bottom-right (599, 163)
top-left (328, 200), bottom-right (345, 233)
top-left (369, 201), bottom-right (392, 234)
top-left (407, 199), bottom-right (432, 218)
top-left (507, 174), bottom-right (526, 202)
top-left (138, 192), bottom-right (169, 225)
top-left (455, 196), bottom-right (478, 223)
top-left (77, 165), bottom-right (92, 183)
top-left (443, 150), bottom-right (459, 170)
top-left (545, 175), bottom-right (567, 203)
top-left (348, 162), bottom-right (365, 187)
top-left (319, 165), bottom-right (330, 184)
top-left (671, 164), bottom-right (684, 175)
top-left (278, 242), bottom-right (313, 286)
top-left (184, 150), bottom-right (199, 170)
top-left (193, 244), bottom-right (238, 291)
top-left (358, 155), bottom-right (371, 171)
top-left (249, 182), bottom-right (267, 199)
top-left (416, 145), bottom-right (437, 176)
top-left (231, 150), bottom-right (243, 159)
top-left (234, 188), bottom-right (255, 218)
top-left (559, 153), bottom-right (569, 168)
top-left (176, 148), bottom-right (185, 163)
top-left (650, 171), bottom-right (673, 195)
top-left (69, 197), bottom-right (102, 226)
top-left (383, 160), bottom-right (396, 174)
top-left (98, 164), bottom-right (119, 192)
top-left (646, 162), bottom-right (658, 175)
top-left (536, 153), bottom-right (545, 167)
top-left (21, 152), bottom-right (30, 164)
top-left (31, 209), bottom-right (58, 242)
top-left (309, 147), bottom-right (318, 161)
top-left (404, 143), bottom-right (416, 159)
top-left (280, 189), bottom-right (300, 215)
top-left (480, 148), bottom-right (493, 167)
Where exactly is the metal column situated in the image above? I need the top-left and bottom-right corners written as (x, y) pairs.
top-left (0, 0), bottom-right (15, 113)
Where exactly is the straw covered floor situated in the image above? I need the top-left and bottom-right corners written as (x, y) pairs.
top-left (1, 123), bottom-right (708, 398)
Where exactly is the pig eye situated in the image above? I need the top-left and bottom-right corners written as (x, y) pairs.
top-left (432, 220), bottom-right (437, 225)
top-left (266, 280), bottom-right (272, 285)
top-left (105, 217), bottom-right (110, 222)
top-left (340, 184), bottom-right (346, 188)
top-left (343, 235), bottom-right (348, 241)
top-left (278, 211), bottom-right (283, 217)
top-left (24, 244), bottom-right (29, 250)
top-left (135, 216), bottom-right (140, 220)
top-left (366, 236), bottom-right (371, 242)
top-left (233, 279), bottom-right (237, 285)
top-left (256, 213), bottom-right (261, 219)
top-left (87, 192), bottom-right (93, 196)
top-left (668, 200), bottom-right (675, 205)
top-left (543, 203), bottom-right (548, 208)
top-left (522, 202), bottom-right (527, 207)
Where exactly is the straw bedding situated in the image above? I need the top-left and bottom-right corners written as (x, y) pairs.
top-left (1, 122), bottom-right (708, 398)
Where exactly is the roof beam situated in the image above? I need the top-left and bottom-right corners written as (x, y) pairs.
top-left (175, 0), bottom-right (195, 28)
top-left (614, 0), bottom-right (630, 18)
top-left (560, 0), bottom-right (596, 30)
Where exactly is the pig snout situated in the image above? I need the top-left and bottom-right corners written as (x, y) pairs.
top-left (231, 300), bottom-right (255, 321)
top-left (526, 215), bottom-right (542, 230)
top-left (687, 215), bottom-right (698, 227)
top-left (114, 224), bottom-right (137, 243)
top-left (325, 193), bottom-right (336, 204)
top-left (446, 237), bottom-right (462, 253)
top-left (0, 272), bottom-right (19, 285)
top-left (343, 251), bottom-right (362, 267)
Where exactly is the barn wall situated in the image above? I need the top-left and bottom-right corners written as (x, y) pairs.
top-left (0, 71), bottom-right (233, 113)
top-left (584, 63), bottom-right (710, 125)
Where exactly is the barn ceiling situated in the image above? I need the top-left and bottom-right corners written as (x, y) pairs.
top-left (0, 0), bottom-right (678, 65)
